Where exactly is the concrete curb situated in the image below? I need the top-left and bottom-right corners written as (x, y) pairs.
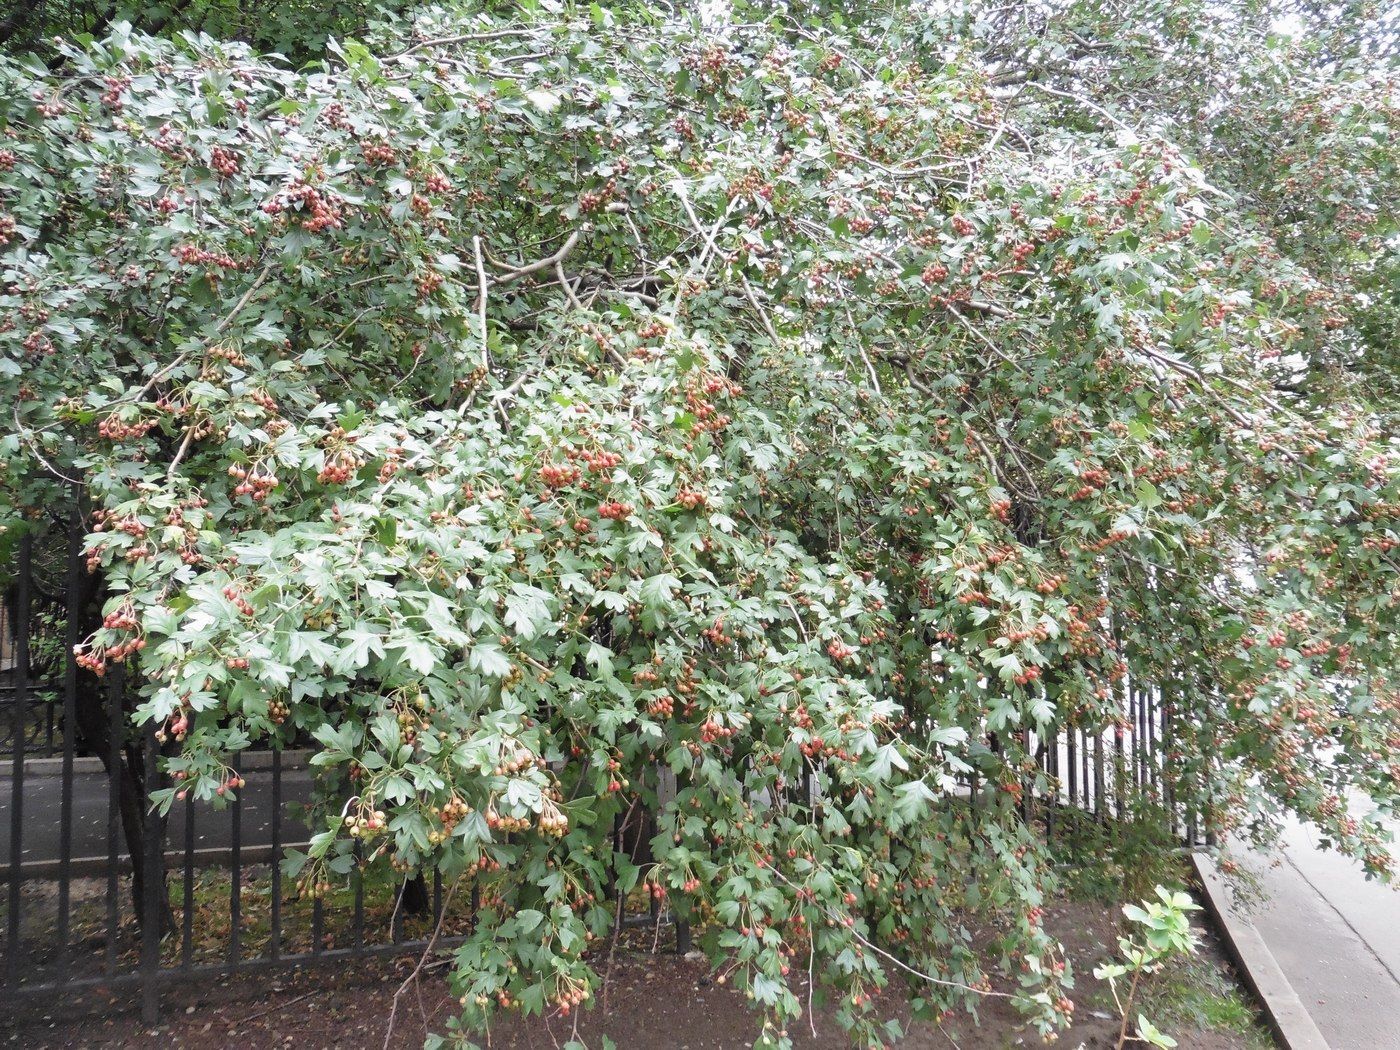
top-left (1191, 851), bottom-right (1331, 1050)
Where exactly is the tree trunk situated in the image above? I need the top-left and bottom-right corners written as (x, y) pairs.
top-left (401, 874), bottom-right (430, 916)
top-left (68, 567), bottom-right (173, 936)
top-left (71, 671), bottom-right (174, 935)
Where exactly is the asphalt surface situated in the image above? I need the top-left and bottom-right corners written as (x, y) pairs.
top-left (1237, 804), bottom-right (1400, 1050)
top-left (0, 767), bottom-right (314, 869)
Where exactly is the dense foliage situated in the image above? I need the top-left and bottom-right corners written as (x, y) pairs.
top-left (0, 0), bottom-right (416, 64)
top-left (2, 2), bottom-right (1397, 1046)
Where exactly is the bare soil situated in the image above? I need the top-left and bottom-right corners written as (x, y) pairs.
top-left (1, 898), bottom-right (1270, 1050)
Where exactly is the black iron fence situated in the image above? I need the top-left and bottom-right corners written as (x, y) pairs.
top-left (1, 520), bottom-right (490, 1025)
top-left (2, 513), bottom-right (1210, 1025)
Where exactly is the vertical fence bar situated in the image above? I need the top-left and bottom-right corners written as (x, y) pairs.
top-left (1093, 727), bottom-right (1105, 822)
top-left (1163, 684), bottom-right (1177, 838)
top-left (311, 894), bottom-right (324, 957)
top-left (1204, 688), bottom-right (1218, 848)
top-left (1139, 685), bottom-right (1149, 793)
top-left (392, 881), bottom-right (405, 946)
top-left (352, 842), bottom-right (365, 953)
top-left (1066, 724), bottom-right (1078, 809)
top-left (5, 532), bottom-right (32, 987)
top-left (614, 818), bottom-right (626, 937)
top-left (57, 503), bottom-right (81, 958)
top-left (1020, 728), bottom-right (1033, 826)
top-left (1185, 682), bottom-right (1198, 847)
top-left (433, 869), bottom-right (443, 924)
top-left (182, 792), bottom-right (194, 970)
top-left (270, 748), bottom-right (283, 961)
top-left (1131, 684), bottom-right (1141, 793)
top-left (228, 750), bottom-right (242, 967)
top-left (105, 663), bottom-right (124, 973)
top-left (1084, 727), bottom-right (1093, 818)
top-left (140, 721), bottom-right (163, 1025)
top-left (1146, 687), bottom-right (1158, 795)
top-left (1113, 723), bottom-right (1125, 821)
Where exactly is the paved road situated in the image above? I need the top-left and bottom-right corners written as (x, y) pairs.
top-left (1236, 804), bottom-right (1400, 1050)
top-left (0, 767), bottom-right (314, 870)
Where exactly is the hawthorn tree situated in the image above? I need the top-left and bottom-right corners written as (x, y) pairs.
top-left (0, 0), bottom-right (418, 64)
top-left (2, 2), bottom-right (1398, 1046)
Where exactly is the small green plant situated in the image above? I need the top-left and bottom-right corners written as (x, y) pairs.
top-left (1094, 886), bottom-right (1201, 1049)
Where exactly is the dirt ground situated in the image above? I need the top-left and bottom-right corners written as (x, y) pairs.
top-left (1, 898), bottom-right (1271, 1050)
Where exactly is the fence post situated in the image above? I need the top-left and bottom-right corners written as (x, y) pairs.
top-left (228, 750), bottom-right (243, 965)
top-left (104, 663), bottom-right (123, 972)
top-left (58, 500), bottom-right (82, 957)
top-left (5, 531), bottom-right (32, 988)
top-left (141, 719), bottom-right (163, 1025)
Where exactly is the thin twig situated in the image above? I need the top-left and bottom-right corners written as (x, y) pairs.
top-left (764, 861), bottom-right (1019, 1001)
top-left (236, 990), bottom-right (315, 1026)
top-left (382, 876), bottom-right (462, 1050)
top-left (489, 229), bottom-right (582, 286)
top-left (13, 407), bottom-right (84, 485)
top-left (472, 236), bottom-right (491, 369)
top-left (135, 261), bottom-right (275, 405)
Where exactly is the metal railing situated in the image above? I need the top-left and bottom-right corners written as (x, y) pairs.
top-left (2, 511), bottom-right (1207, 1024)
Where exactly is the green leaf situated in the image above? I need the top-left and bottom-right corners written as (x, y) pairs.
top-left (1136, 1015), bottom-right (1177, 1048)
top-left (470, 643), bottom-right (512, 678)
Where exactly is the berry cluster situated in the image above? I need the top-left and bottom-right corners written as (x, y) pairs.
top-left (170, 243), bottom-right (241, 268)
top-left (538, 799), bottom-right (569, 837)
top-left (436, 796), bottom-right (472, 831)
top-left (702, 617), bottom-right (733, 646)
top-left (699, 717), bottom-right (738, 744)
top-left (825, 639), bottom-right (854, 661)
top-left (321, 101), bottom-right (351, 130)
top-left (597, 500), bottom-right (632, 520)
top-left (361, 141), bottom-right (397, 165)
top-left (100, 75), bottom-right (131, 111)
top-left (539, 462), bottom-right (581, 488)
top-left (228, 463), bottom-right (279, 501)
top-left (209, 146), bottom-right (240, 177)
top-left (646, 695), bottom-right (675, 717)
top-left (1013, 664), bottom-right (1043, 687)
top-left (578, 177), bottom-right (618, 214)
top-left (1069, 465), bottom-right (1110, 501)
top-left (102, 602), bottom-right (139, 631)
top-left (97, 413), bottom-right (156, 441)
top-left (1080, 527), bottom-right (1133, 554)
top-left (345, 808), bottom-right (388, 838)
top-left (163, 713), bottom-right (190, 742)
top-left (920, 262), bottom-right (949, 285)
top-left (484, 805), bottom-right (530, 833)
top-left (317, 449), bottom-right (360, 484)
top-left (222, 583), bottom-right (256, 617)
top-left (208, 344), bottom-right (250, 369)
top-left (261, 180), bottom-right (346, 233)
top-left (416, 269), bottom-right (443, 298)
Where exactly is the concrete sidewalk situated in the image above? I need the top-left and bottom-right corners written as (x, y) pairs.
top-left (1226, 810), bottom-right (1400, 1050)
